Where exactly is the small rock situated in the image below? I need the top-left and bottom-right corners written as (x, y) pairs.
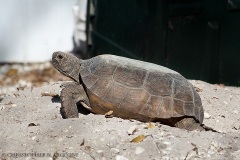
top-left (127, 125), bottom-right (137, 135)
top-left (163, 141), bottom-right (171, 145)
top-left (155, 142), bottom-right (167, 149)
top-left (11, 104), bottom-right (17, 107)
top-left (232, 122), bottom-right (240, 130)
top-left (97, 150), bottom-right (103, 153)
top-left (204, 112), bottom-right (211, 119)
top-left (233, 110), bottom-right (239, 114)
top-left (194, 86), bottom-right (202, 92)
top-left (135, 147), bottom-right (145, 154)
top-left (31, 136), bottom-right (36, 140)
top-left (116, 155), bottom-right (128, 160)
top-left (223, 101), bottom-right (228, 104)
top-left (28, 123), bottom-right (40, 127)
top-left (0, 106), bottom-right (5, 110)
top-left (212, 96), bottom-right (219, 99)
top-left (110, 148), bottom-right (120, 154)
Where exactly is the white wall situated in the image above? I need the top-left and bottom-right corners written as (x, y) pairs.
top-left (0, 0), bottom-right (76, 62)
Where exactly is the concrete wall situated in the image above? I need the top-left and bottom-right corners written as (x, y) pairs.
top-left (0, 0), bottom-right (76, 62)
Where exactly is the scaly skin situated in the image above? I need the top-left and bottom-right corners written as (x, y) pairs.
top-left (52, 51), bottom-right (91, 118)
top-left (52, 51), bottom-right (82, 82)
top-left (174, 117), bottom-right (205, 131)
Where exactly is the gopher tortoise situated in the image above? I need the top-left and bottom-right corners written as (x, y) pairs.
top-left (52, 51), bottom-right (205, 131)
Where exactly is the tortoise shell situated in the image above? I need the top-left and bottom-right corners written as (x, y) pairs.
top-left (80, 55), bottom-right (204, 123)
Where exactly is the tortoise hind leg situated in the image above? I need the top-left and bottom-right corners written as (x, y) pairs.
top-left (168, 117), bottom-right (204, 131)
top-left (175, 117), bottom-right (204, 131)
top-left (60, 82), bottom-right (91, 118)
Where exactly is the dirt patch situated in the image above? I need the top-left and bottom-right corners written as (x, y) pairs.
top-left (0, 62), bottom-right (239, 159)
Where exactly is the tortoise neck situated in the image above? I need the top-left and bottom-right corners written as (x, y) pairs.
top-left (68, 59), bottom-right (82, 83)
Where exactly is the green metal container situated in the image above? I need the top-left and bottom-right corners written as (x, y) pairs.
top-left (87, 0), bottom-right (240, 86)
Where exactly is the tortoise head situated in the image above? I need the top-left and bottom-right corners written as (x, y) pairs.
top-left (52, 51), bottom-right (82, 82)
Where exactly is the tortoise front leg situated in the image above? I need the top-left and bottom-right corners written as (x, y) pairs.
top-left (60, 82), bottom-right (91, 118)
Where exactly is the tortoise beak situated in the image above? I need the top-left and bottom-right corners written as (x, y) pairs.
top-left (52, 52), bottom-right (59, 67)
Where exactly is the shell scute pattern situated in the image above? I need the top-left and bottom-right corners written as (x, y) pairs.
top-left (113, 65), bottom-right (147, 88)
top-left (144, 72), bottom-right (173, 96)
top-left (173, 80), bottom-right (193, 102)
top-left (104, 83), bottom-right (129, 107)
top-left (80, 55), bottom-right (203, 123)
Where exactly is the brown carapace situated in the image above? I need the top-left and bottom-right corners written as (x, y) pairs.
top-left (52, 51), bottom-right (205, 131)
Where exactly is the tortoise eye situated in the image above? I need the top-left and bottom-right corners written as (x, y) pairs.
top-left (58, 55), bottom-right (63, 59)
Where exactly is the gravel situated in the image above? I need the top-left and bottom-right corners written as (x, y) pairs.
top-left (0, 63), bottom-right (239, 159)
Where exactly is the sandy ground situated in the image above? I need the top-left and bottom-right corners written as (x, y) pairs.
top-left (0, 64), bottom-right (239, 159)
